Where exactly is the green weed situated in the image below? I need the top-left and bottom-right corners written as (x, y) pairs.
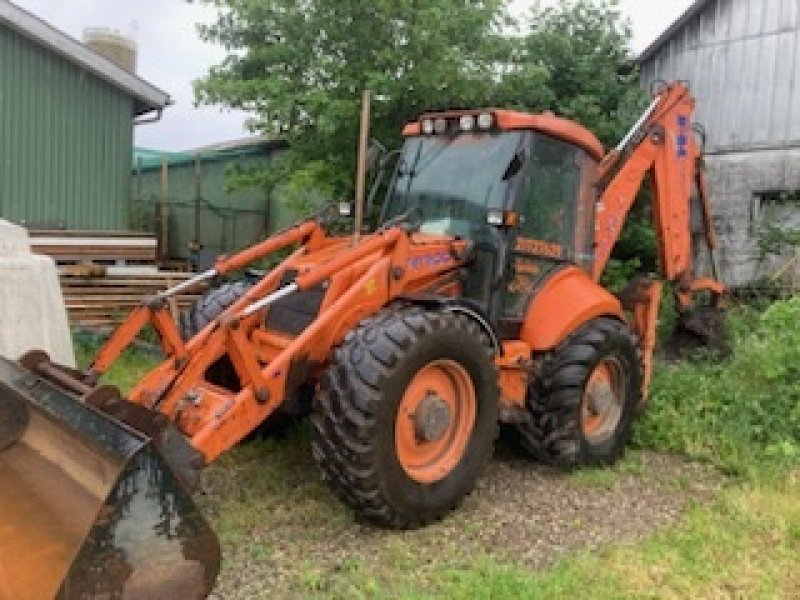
top-left (634, 297), bottom-right (800, 476)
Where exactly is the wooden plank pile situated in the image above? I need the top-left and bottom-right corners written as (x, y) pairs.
top-left (29, 230), bottom-right (158, 264)
top-left (26, 230), bottom-right (205, 327)
top-left (59, 266), bottom-right (205, 327)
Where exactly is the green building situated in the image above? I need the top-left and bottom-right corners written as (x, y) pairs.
top-left (133, 138), bottom-right (296, 264)
top-left (0, 1), bottom-right (169, 231)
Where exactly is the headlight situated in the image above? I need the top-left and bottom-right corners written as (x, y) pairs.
top-left (486, 209), bottom-right (504, 226)
top-left (421, 119), bottom-right (434, 135)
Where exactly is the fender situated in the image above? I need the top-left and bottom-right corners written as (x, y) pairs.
top-left (521, 266), bottom-right (624, 351)
top-left (398, 294), bottom-right (501, 356)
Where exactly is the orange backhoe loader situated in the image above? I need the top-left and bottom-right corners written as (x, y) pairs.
top-left (0, 81), bottom-right (725, 599)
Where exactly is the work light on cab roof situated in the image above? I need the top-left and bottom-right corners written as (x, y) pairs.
top-left (419, 111), bottom-right (495, 136)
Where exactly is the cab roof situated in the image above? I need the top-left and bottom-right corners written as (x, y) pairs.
top-left (403, 109), bottom-right (605, 161)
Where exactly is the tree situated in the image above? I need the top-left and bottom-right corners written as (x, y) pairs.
top-left (509, 0), bottom-right (644, 146)
top-left (195, 0), bottom-right (509, 199)
top-left (194, 0), bottom-right (643, 202)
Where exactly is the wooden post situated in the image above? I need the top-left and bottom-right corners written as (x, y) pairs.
top-left (353, 89), bottom-right (371, 245)
top-left (159, 155), bottom-right (169, 266)
top-left (193, 154), bottom-right (202, 251)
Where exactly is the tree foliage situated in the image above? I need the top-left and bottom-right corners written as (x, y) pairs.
top-left (513, 0), bottom-right (643, 144)
top-left (756, 192), bottom-right (800, 257)
top-left (194, 0), bottom-right (644, 200)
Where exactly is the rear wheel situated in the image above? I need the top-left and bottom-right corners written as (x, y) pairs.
top-left (180, 280), bottom-right (252, 343)
top-left (311, 306), bottom-right (498, 528)
top-left (516, 318), bottom-right (641, 467)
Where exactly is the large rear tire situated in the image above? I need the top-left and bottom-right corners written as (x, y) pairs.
top-left (311, 306), bottom-right (498, 528)
top-left (180, 280), bottom-right (252, 343)
top-left (516, 317), bottom-right (642, 467)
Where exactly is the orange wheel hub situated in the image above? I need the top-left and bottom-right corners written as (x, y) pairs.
top-left (581, 357), bottom-right (624, 443)
top-left (395, 359), bottom-right (476, 484)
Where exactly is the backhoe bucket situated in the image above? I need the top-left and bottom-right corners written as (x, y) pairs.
top-left (672, 305), bottom-right (731, 358)
top-left (0, 356), bottom-right (220, 600)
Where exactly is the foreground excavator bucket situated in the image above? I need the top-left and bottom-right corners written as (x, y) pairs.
top-left (0, 355), bottom-right (220, 600)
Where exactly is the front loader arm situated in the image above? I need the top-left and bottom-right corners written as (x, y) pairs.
top-left (106, 224), bottom-right (464, 463)
top-left (87, 219), bottom-right (321, 379)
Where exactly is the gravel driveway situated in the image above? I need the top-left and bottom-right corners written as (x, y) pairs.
top-left (201, 434), bottom-right (724, 598)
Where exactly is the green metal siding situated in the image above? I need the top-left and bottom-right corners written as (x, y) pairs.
top-left (0, 24), bottom-right (134, 230)
top-left (133, 153), bottom-right (299, 260)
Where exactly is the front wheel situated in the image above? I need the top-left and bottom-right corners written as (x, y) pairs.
top-left (516, 317), bottom-right (642, 467)
top-left (311, 306), bottom-right (498, 529)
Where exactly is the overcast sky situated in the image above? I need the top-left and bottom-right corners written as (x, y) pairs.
top-left (12, 0), bottom-right (694, 151)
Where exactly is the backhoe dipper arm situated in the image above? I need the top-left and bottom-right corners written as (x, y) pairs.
top-left (590, 82), bottom-right (727, 394)
top-left (591, 82), bottom-right (725, 306)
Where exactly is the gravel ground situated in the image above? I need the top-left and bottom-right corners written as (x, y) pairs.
top-left (200, 435), bottom-right (724, 599)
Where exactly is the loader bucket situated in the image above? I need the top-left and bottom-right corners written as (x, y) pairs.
top-left (0, 356), bottom-right (220, 600)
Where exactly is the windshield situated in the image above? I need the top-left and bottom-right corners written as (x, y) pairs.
top-left (383, 131), bottom-right (526, 239)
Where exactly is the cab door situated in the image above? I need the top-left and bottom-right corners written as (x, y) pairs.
top-left (500, 133), bottom-right (597, 337)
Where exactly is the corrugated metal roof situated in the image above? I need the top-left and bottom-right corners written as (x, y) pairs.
top-left (637, 0), bottom-right (715, 64)
top-left (0, 0), bottom-right (169, 115)
top-left (133, 138), bottom-right (287, 170)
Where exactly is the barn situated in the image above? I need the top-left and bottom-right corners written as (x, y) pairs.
top-left (639, 0), bottom-right (800, 288)
top-left (0, 0), bottom-right (169, 231)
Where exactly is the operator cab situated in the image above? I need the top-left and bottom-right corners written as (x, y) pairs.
top-left (382, 109), bottom-right (603, 335)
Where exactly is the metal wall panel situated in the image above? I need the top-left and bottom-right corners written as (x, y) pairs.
top-left (642, 0), bottom-right (800, 153)
top-left (132, 153), bottom-right (298, 261)
top-left (641, 0), bottom-right (800, 287)
top-left (0, 24), bottom-right (133, 230)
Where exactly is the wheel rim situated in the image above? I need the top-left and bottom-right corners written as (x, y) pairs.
top-left (395, 359), bottom-right (477, 484)
top-left (580, 357), bottom-right (625, 444)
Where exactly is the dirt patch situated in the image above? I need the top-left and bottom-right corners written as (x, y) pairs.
top-left (200, 434), bottom-right (725, 598)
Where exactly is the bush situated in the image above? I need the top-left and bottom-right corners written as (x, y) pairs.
top-left (633, 297), bottom-right (800, 476)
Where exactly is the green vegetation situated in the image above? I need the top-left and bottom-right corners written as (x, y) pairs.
top-left (194, 0), bottom-right (644, 202)
top-left (634, 297), bottom-right (800, 478)
top-left (391, 481), bottom-right (800, 600)
top-left (756, 191), bottom-right (800, 258)
top-left (72, 329), bottom-right (160, 393)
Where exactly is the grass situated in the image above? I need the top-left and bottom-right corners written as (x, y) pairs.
top-left (634, 298), bottom-right (800, 478)
top-left (394, 479), bottom-right (800, 600)
top-left (72, 329), bottom-right (161, 392)
top-left (567, 451), bottom-right (649, 489)
top-left (73, 297), bottom-right (800, 598)
top-left (199, 439), bottom-right (799, 599)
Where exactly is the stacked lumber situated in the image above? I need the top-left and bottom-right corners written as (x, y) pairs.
top-left (25, 230), bottom-right (206, 327)
top-left (59, 266), bottom-right (206, 327)
top-left (29, 230), bottom-right (157, 265)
